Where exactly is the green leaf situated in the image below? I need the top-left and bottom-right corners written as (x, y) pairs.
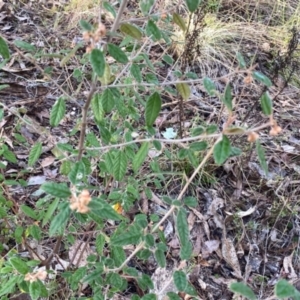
top-left (252, 71), bottom-right (272, 87)
top-left (111, 231), bottom-right (142, 246)
top-left (222, 84), bottom-right (233, 111)
top-left (176, 208), bottom-right (189, 246)
top-left (146, 20), bottom-right (161, 41)
top-left (108, 43), bottom-right (128, 63)
top-left (183, 196), bottom-right (197, 207)
top-left (103, 2), bottom-right (116, 18)
top-left (173, 13), bottom-right (187, 31)
top-left (260, 91), bottom-right (273, 115)
top-left (137, 249), bottom-right (152, 260)
top-left (141, 294), bottom-right (156, 300)
top-left (101, 88), bottom-right (115, 113)
top-left (10, 257), bottom-right (29, 274)
top-left (42, 198), bottom-right (59, 226)
top-left (14, 40), bottom-right (36, 52)
top-left (60, 160), bottom-right (72, 176)
top-left (41, 182), bottom-right (71, 198)
top-left (0, 36), bottom-right (10, 59)
top-left (49, 202), bottom-right (71, 236)
top-left (256, 140), bottom-right (268, 175)
top-left (185, 0), bottom-right (201, 12)
top-left (29, 224), bottom-right (42, 240)
top-left (140, 0), bottom-right (154, 15)
top-left (145, 234), bottom-right (155, 247)
top-left (173, 270), bottom-right (187, 291)
top-left (68, 161), bottom-right (86, 184)
top-left (145, 92), bottom-right (162, 127)
top-left (167, 292), bottom-right (181, 300)
top-left (88, 198), bottom-right (121, 221)
top-left (3, 148), bottom-right (17, 163)
top-left (99, 62), bottom-right (114, 85)
top-left (79, 19), bottom-right (93, 31)
top-left (133, 142), bottom-right (149, 173)
top-left (236, 52), bottom-right (246, 69)
top-left (130, 64), bottom-right (142, 83)
top-left (138, 274), bottom-right (154, 290)
top-left (92, 93), bottom-right (104, 122)
top-left (213, 135), bottom-right (231, 165)
top-left (180, 240), bottom-right (193, 260)
top-left (0, 276), bottom-right (19, 297)
top-left (120, 23), bottom-right (142, 40)
top-left (111, 246), bottom-right (126, 268)
top-left (90, 49), bottom-right (105, 77)
top-left (0, 85), bottom-right (9, 93)
top-left (28, 142), bottom-right (42, 166)
top-left (95, 233), bottom-right (105, 255)
top-left (189, 141), bottom-right (207, 151)
top-left (154, 249), bottom-right (166, 268)
top-left (50, 97), bottom-right (66, 127)
top-left (20, 205), bottom-right (38, 220)
top-left (176, 83), bottom-right (190, 100)
top-left (29, 280), bottom-right (41, 300)
top-left (113, 150), bottom-right (127, 181)
top-left (203, 77), bottom-right (216, 96)
top-left (230, 282), bottom-right (257, 300)
top-left (275, 280), bottom-right (296, 298)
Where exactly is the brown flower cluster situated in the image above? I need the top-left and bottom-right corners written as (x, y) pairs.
top-left (24, 270), bottom-right (47, 283)
top-left (247, 131), bottom-right (259, 142)
top-left (269, 123), bottom-right (282, 136)
top-left (70, 189), bottom-right (91, 214)
top-left (83, 22), bottom-right (106, 54)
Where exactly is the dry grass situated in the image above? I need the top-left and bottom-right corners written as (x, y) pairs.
top-left (170, 0), bottom-right (300, 77)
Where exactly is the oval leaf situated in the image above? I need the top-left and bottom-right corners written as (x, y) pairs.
top-left (252, 71), bottom-right (272, 87)
top-left (173, 13), bottom-right (187, 31)
top-left (146, 20), bottom-right (161, 41)
top-left (176, 83), bottom-right (190, 100)
top-left (133, 142), bottom-right (149, 173)
top-left (185, 0), bottom-right (201, 12)
top-left (10, 257), bottom-right (29, 274)
top-left (91, 93), bottom-right (104, 122)
top-left (130, 64), bottom-right (142, 82)
top-left (0, 36), bottom-right (10, 59)
top-left (50, 97), bottom-right (66, 127)
top-left (173, 270), bottom-right (187, 291)
top-left (222, 84), bottom-right (233, 111)
top-left (154, 249), bottom-right (166, 268)
top-left (89, 198), bottom-right (121, 221)
top-left (145, 92), bottom-right (162, 127)
top-left (203, 77), bottom-right (216, 96)
top-left (108, 43), bottom-right (128, 63)
top-left (41, 182), bottom-right (71, 198)
top-left (275, 280), bottom-right (296, 298)
top-left (236, 52), bottom-right (246, 69)
top-left (28, 142), bottom-right (42, 166)
top-left (260, 91), bottom-right (272, 115)
top-left (49, 202), bottom-right (71, 236)
top-left (256, 140), bottom-right (268, 176)
top-left (176, 208), bottom-right (189, 246)
top-left (90, 49), bottom-right (105, 77)
top-left (113, 150), bottom-right (127, 181)
top-left (120, 23), bottom-right (142, 40)
top-left (230, 282), bottom-right (257, 300)
top-left (213, 135), bottom-right (231, 165)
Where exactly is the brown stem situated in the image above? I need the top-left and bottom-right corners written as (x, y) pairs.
top-left (77, 83), bottom-right (97, 160)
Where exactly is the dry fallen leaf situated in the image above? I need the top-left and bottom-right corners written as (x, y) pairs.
top-left (222, 238), bottom-right (242, 278)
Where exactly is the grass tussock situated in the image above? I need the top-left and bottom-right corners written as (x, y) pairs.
top-left (171, 0), bottom-right (300, 76)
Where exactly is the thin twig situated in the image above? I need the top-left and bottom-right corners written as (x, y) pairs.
top-left (85, 122), bottom-right (271, 152)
